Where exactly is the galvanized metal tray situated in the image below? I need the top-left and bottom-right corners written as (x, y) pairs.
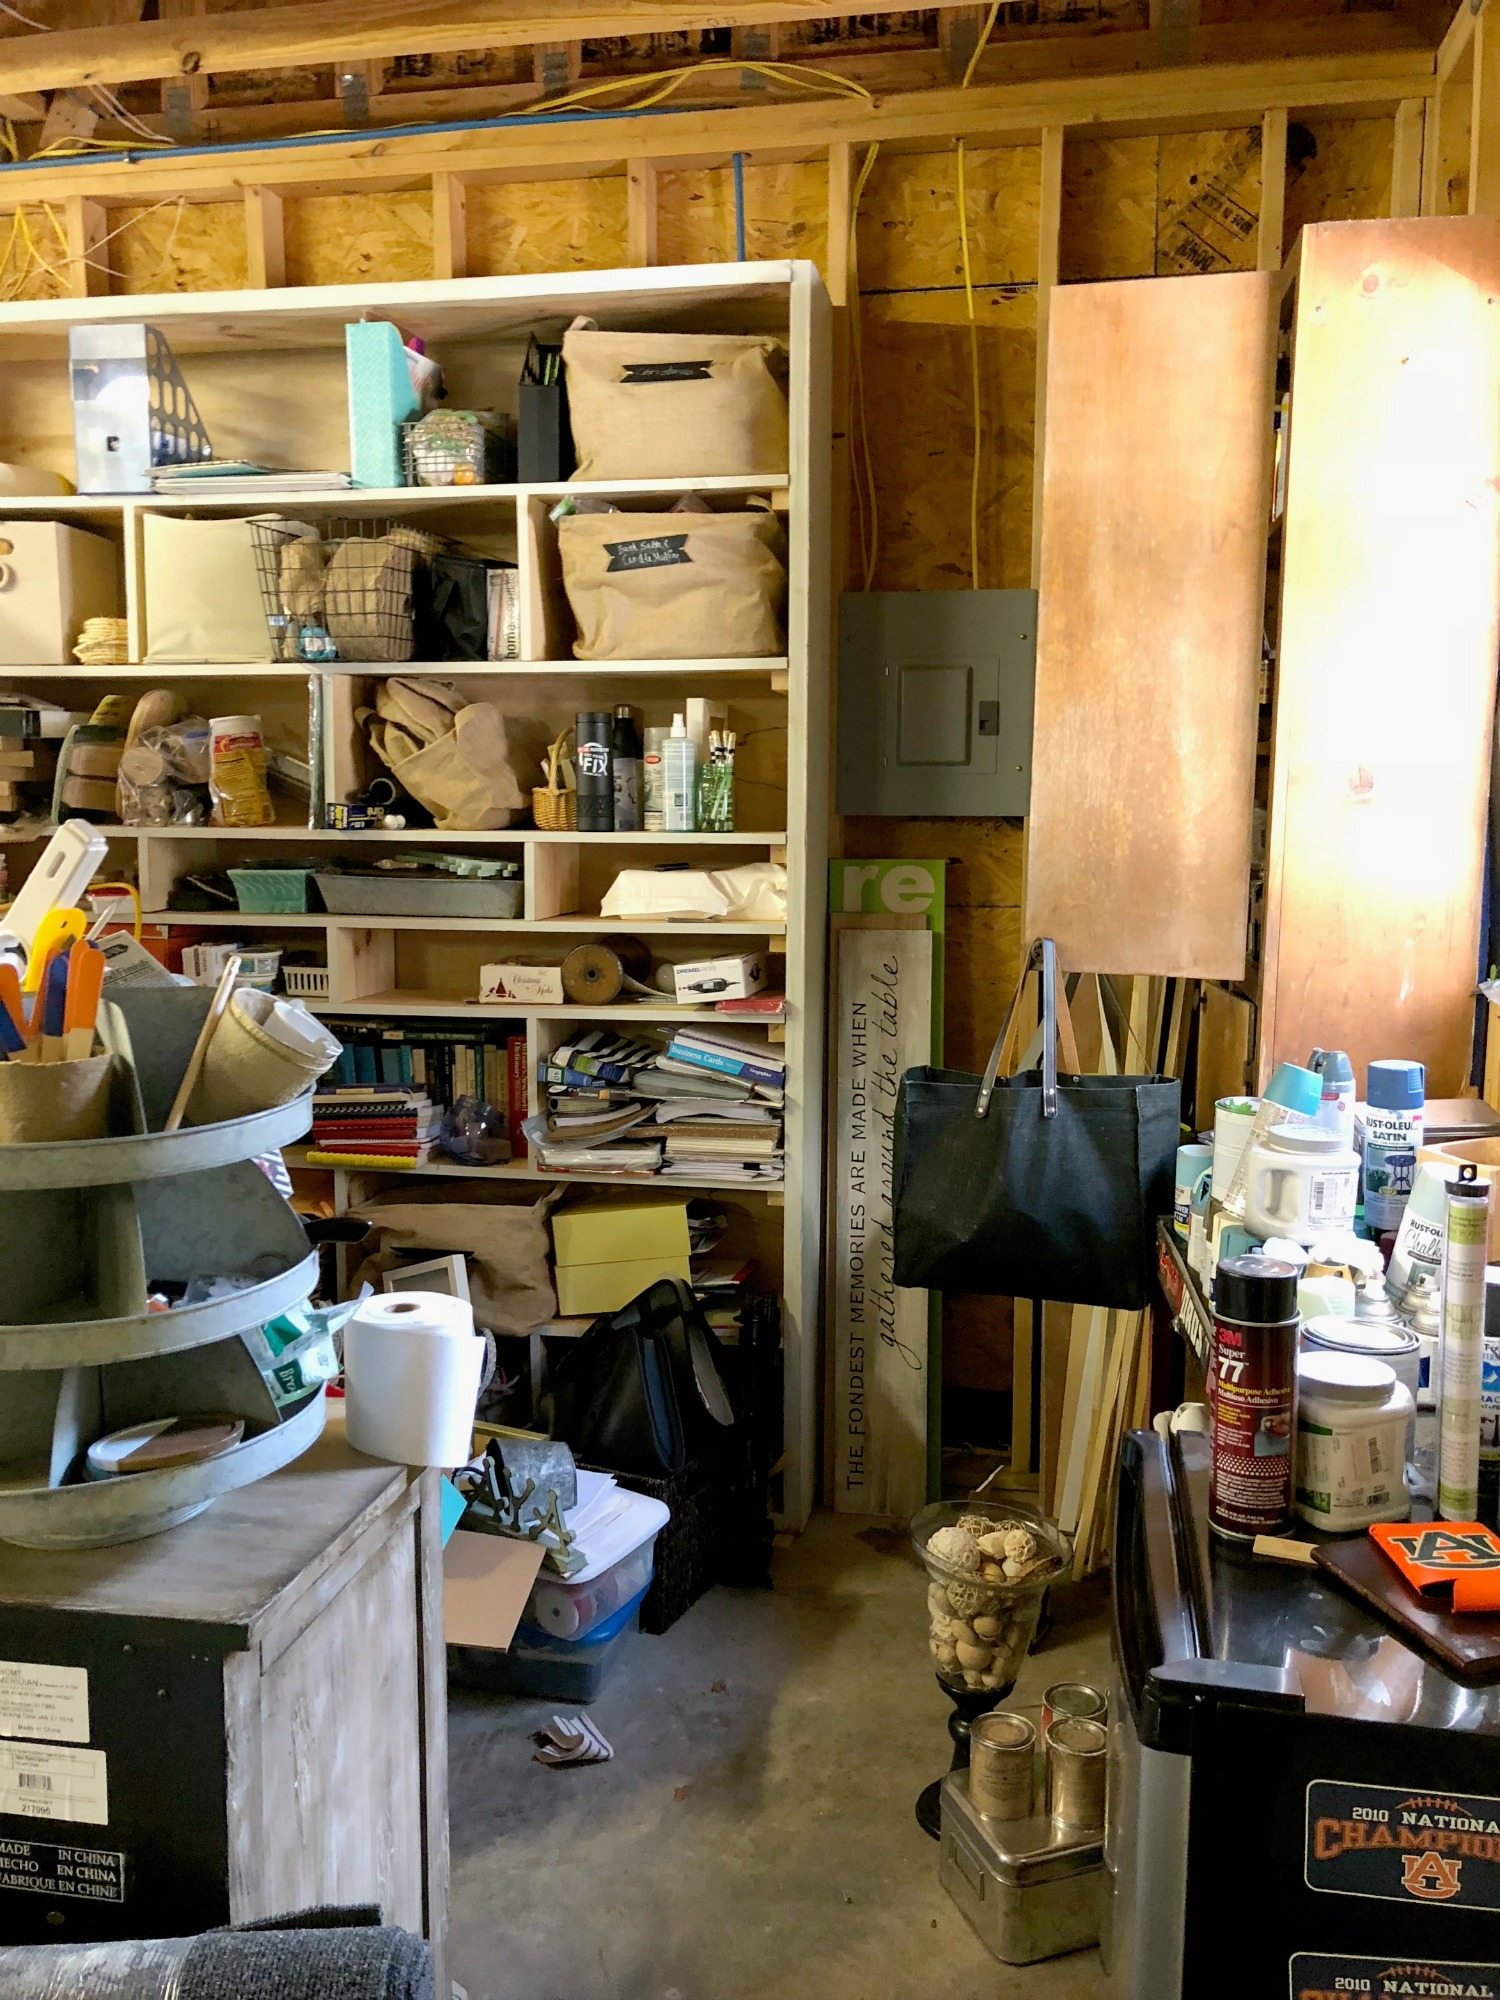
top-left (0, 1387), bottom-right (327, 1550)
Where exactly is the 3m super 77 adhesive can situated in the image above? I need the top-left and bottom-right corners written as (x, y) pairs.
top-left (1208, 1254), bottom-right (1301, 1540)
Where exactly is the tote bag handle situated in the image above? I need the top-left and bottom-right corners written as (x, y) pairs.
top-left (976, 937), bottom-right (1081, 1121)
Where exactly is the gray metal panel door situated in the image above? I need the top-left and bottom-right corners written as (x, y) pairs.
top-left (837, 588), bottom-right (1036, 817)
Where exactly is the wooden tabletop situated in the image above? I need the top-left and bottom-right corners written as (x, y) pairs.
top-left (0, 1414), bottom-right (414, 1649)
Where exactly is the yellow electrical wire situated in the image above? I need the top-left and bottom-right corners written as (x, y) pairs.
top-left (955, 139), bottom-right (982, 593)
top-left (954, 0), bottom-right (1001, 594)
top-left (961, 0), bottom-right (1004, 89)
top-left (847, 140), bottom-right (881, 593)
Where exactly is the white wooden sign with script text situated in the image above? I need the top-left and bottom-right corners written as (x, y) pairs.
top-left (832, 925), bottom-right (933, 1516)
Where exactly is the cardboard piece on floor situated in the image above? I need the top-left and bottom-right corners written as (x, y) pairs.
top-left (442, 1530), bottom-right (545, 1651)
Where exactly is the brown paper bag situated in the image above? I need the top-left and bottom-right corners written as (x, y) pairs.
top-left (361, 677), bottom-right (545, 830)
top-left (348, 1185), bottom-right (560, 1335)
top-left (558, 510), bottom-right (786, 661)
top-left (562, 328), bottom-right (788, 481)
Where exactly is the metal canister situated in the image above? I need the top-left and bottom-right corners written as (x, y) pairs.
top-left (1048, 1716), bottom-right (1108, 1830)
top-left (1208, 1254), bottom-right (1301, 1540)
top-left (968, 1712), bottom-right (1036, 1822)
top-left (1040, 1682), bottom-right (1106, 1747)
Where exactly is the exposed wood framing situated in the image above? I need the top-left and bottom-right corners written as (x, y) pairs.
top-left (61, 193), bottom-right (107, 299)
top-left (1473, 3), bottom-right (1500, 214)
top-left (243, 183), bottom-right (285, 289)
top-left (0, 49), bottom-right (1435, 222)
top-left (1259, 105), bottom-right (1289, 269)
top-left (1392, 93), bottom-right (1426, 213)
top-left (0, 0), bottom-right (1030, 98)
top-left (626, 159), bottom-right (659, 265)
top-left (431, 170), bottom-right (468, 280)
top-left (1031, 124), bottom-right (1064, 591)
top-left (1439, 0), bottom-right (1478, 84)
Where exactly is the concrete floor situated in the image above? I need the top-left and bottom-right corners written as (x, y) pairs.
top-left (448, 1512), bottom-right (1111, 2000)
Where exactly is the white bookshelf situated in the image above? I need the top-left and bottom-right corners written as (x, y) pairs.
top-left (0, 261), bottom-right (831, 1527)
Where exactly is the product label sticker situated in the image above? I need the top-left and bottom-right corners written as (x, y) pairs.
top-left (1306, 1781), bottom-right (1500, 1909)
top-left (604, 534), bottom-right (692, 573)
top-left (0, 1745), bottom-right (107, 1827)
top-left (0, 1663), bottom-right (88, 1745)
top-left (620, 360), bottom-right (713, 383)
top-left (0, 1839), bottom-right (124, 1903)
top-left (1290, 1954), bottom-right (1500, 1997)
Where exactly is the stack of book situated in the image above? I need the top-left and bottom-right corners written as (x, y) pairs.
top-left (531, 1027), bottom-right (785, 1183)
top-left (306, 1085), bottom-right (443, 1168)
top-left (324, 1019), bottom-right (527, 1158)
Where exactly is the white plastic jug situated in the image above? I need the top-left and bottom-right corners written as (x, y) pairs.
top-left (1244, 1122), bottom-right (1360, 1246)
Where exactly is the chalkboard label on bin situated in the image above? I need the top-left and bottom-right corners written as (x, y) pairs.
top-left (0, 1839), bottom-right (125, 1903)
top-left (604, 535), bottom-right (692, 573)
top-left (620, 361), bottom-right (713, 383)
top-left (1306, 1780), bottom-right (1500, 1910)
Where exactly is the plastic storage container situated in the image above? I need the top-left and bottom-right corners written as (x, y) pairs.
top-left (493, 1584), bottom-right (647, 1702)
top-left (525, 1488), bottom-right (670, 1640)
top-left (1294, 1350), bottom-right (1413, 1533)
top-left (227, 866), bottom-right (314, 914)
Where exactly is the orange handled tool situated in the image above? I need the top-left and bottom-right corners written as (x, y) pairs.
top-left (63, 943), bottom-right (105, 1061)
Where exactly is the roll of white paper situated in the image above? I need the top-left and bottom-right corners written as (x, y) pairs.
top-left (343, 1290), bottom-right (483, 1469)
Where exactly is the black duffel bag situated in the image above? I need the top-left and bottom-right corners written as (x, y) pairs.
top-left (892, 938), bottom-right (1179, 1310)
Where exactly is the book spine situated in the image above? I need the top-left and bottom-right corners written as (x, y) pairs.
top-left (666, 1042), bottom-right (785, 1088)
top-left (508, 1033), bottom-right (529, 1156)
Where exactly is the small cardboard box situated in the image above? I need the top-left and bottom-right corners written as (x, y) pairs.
top-left (552, 1196), bottom-right (691, 1316)
top-left (481, 959), bottom-right (566, 1005)
top-left (671, 952), bottom-right (768, 1002)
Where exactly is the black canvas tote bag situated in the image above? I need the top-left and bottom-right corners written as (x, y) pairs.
top-left (892, 939), bottom-right (1180, 1310)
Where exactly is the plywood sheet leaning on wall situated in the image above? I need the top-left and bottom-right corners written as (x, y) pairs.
top-left (1024, 269), bottom-right (1275, 977)
top-left (1261, 217), bottom-right (1500, 1094)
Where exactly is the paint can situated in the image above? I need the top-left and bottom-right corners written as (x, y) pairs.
top-left (1039, 1682), bottom-right (1107, 1748)
top-left (1208, 1254), bottom-right (1301, 1541)
top-left (968, 1712), bottom-right (1036, 1823)
top-left (1047, 1717), bottom-right (1108, 1830)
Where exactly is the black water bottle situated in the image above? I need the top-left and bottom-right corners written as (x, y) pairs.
top-left (575, 710), bottom-right (613, 833)
top-left (611, 704), bottom-right (642, 832)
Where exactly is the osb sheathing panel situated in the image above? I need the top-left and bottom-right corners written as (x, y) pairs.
top-left (1063, 128), bottom-right (1261, 282)
top-left (0, 208), bottom-right (68, 302)
top-left (858, 286), bottom-right (1037, 595)
top-left (109, 202), bottom-right (249, 295)
top-left (1284, 117), bottom-right (1394, 244)
top-left (283, 192), bottom-right (434, 288)
top-left (468, 177), bottom-right (629, 276)
top-left (656, 159), bottom-right (828, 267)
top-left (858, 146), bottom-right (1042, 290)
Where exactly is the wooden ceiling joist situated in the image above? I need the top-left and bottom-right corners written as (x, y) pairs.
top-left (0, 0), bottom-right (1024, 98)
top-left (0, 41), bottom-right (1436, 211)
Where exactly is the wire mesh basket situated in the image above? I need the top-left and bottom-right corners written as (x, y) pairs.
top-left (248, 517), bottom-right (442, 664)
top-left (401, 408), bottom-right (516, 488)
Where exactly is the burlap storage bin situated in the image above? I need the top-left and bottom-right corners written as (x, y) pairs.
top-left (562, 328), bottom-right (788, 481)
top-left (557, 511), bottom-right (786, 661)
top-left (0, 1053), bottom-right (111, 1144)
top-left (187, 989), bottom-right (325, 1126)
top-left (349, 1184), bottom-right (560, 1336)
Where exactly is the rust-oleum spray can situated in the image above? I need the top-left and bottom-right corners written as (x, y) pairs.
top-left (1209, 1254), bottom-right (1301, 1540)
